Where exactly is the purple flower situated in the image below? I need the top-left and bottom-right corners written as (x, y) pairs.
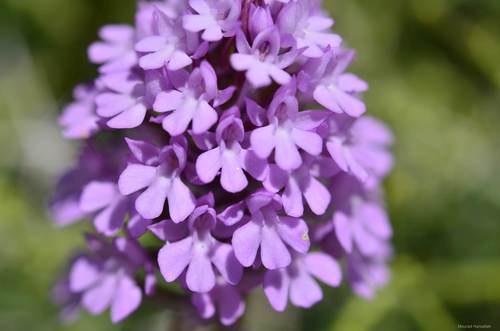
top-left (325, 114), bottom-right (394, 183)
top-left (88, 25), bottom-right (137, 74)
top-left (96, 72), bottom-right (148, 129)
top-left (231, 28), bottom-right (296, 88)
top-left (300, 49), bottom-right (368, 117)
top-left (264, 155), bottom-right (336, 217)
top-left (118, 138), bottom-right (195, 221)
top-left (277, 1), bottom-right (342, 58)
top-left (347, 247), bottom-right (391, 299)
top-left (59, 84), bottom-right (100, 139)
top-left (79, 181), bottom-right (151, 237)
top-left (135, 8), bottom-right (193, 71)
top-left (330, 174), bottom-right (392, 256)
top-left (50, 144), bottom-right (126, 226)
top-left (195, 108), bottom-right (266, 193)
top-left (156, 195), bottom-right (243, 292)
top-left (232, 190), bottom-right (310, 269)
top-left (153, 61), bottom-right (234, 135)
top-left (68, 236), bottom-right (150, 323)
top-left (264, 252), bottom-right (341, 311)
top-left (249, 82), bottom-right (328, 170)
top-left (183, 0), bottom-right (241, 41)
top-left (192, 277), bottom-right (245, 326)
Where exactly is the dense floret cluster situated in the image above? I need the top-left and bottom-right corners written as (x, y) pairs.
top-left (52, 0), bottom-right (394, 326)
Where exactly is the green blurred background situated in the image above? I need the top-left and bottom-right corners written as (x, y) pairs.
top-left (1, 0), bottom-right (499, 330)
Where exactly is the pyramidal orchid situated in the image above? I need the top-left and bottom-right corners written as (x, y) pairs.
top-left (51, 0), bottom-right (394, 327)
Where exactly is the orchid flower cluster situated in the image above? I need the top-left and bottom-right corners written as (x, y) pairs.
top-left (51, 0), bottom-right (394, 326)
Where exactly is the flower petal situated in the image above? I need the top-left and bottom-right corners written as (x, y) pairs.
top-left (264, 269), bottom-right (289, 312)
top-left (166, 177), bottom-right (195, 223)
top-left (232, 219), bottom-right (262, 267)
top-left (118, 164), bottom-right (157, 195)
top-left (111, 275), bottom-right (142, 323)
top-left (261, 225), bottom-right (291, 269)
top-left (304, 252), bottom-right (342, 287)
top-left (158, 238), bottom-right (193, 282)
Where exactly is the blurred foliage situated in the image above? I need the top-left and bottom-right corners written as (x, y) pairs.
top-left (0, 0), bottom-right (499, 330)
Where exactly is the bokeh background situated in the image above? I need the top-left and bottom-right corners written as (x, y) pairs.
top-left (1, 0), bottom-right (499, 330)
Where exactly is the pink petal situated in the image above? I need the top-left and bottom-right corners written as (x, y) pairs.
top-left (302, 177), bottom-right (331, 215)
top-left (107, 103), bottom-right (147, 129)
top-left (211, 243), bottom-right (243, 285)
top-left (192, 100), bottom-right (218, 134)
top-left (230, 53), bottom-right (254, 71)
top-left (232, 219), bottom-right (262, 267)
top-left (326, 138), bottom-right (349, 172)
top-left (247, 67), bottom-right (272, 88)
top-left (334, 212), bottom-right (353, 253)
top-left (80, 181), bottom-right (117, 213)
top-left (221, 151), bottom-right (248, 193)
top-left (196, 147), bottom-right (222, 184)
top-left (289, 272), bottom-right (322, 308)
top-left (82, 274), bottom-right (116, 315)
top-left (187, 253), bottom-right (215, 292)
top-left (118, 164), bottom-right (157, 195)
top-left (111, 275), bottom-right (142, 323)
top-left (162, 102), bottom-right (195, 136)
top-left (275, 132), bottom-right (302, 170)
top-left (304, 253), bottom-right (341, 287)
top-left (268, 66), bottom-right (291, 86)
top-left (69, 257), bottom-right (100, 292)
top-left (153, 90), bottom-right (184, 113)
top-left (250, 125), bottom-right (276, 159)
top-left (282, 178), bottom-right (304, 217)
top-left (276, 216), bottom-right (310, 254)
top-left (261, 225), bottom-right (291, 269)
top-left (166, 177), bottom-right (195, 223)
top-left (135, 36), bottom-right (167, 52)
top-left (291, 128), bottom-right (323, 156)
top-left (158, 238), bottom-right (193, 282)
top-left (264, 269), bottom-right (290, 312)
top-left (135, 177), bottom-right (169, 219)
top-left (167, 50), bottom-right (192, 71)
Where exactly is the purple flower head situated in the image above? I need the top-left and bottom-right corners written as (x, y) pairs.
top-left (183, 0), bottom-right (241, 42)
top-left (96, 72), bottom-right (148, 129)
top-left (301, 49), bottom-right (368, 117)
top-left (231, 27), bottom-right (296, 88)
top-left (277, 1), bottom-right (342, 58)
top-left (54, 0), bottom-right (395, 325)
top-left (88, 25), bottom-right (137, 74)
top-left (59, 84), bottom-right (100, 139)
top-left (135, 7), bottom-right (194, 71)
top-left (153, 61), bottom-right (234, 135)
top-left (250, 81), bottom-right (328, 170)
top-left (118, 137), bottom-right (195, 221)
top-left (68, 235), bottom-right (151, 323)
top-left (264, 252), bottom-right (341, 311)
top-left (325, 114), bottom-right (394, 184)
top-left (195, 107), bottom-right (266, 193)
top-left (232, 190), bottom-right (310, 269)
top-left (156, 194), bottom-right (243, 293)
